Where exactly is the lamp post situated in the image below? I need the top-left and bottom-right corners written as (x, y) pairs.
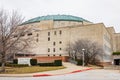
top-left (82, 48), bottom-right (85, 67)
top-left (73, 50), bottom-right (75, 60)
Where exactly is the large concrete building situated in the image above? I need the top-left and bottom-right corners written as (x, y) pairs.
top-left (15, 15), bottom-right (120, 65)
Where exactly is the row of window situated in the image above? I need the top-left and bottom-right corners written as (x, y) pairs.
top-left (47, 54), bottom-right (62, 56)
top-left (14, 30), bottom-right (62, 38)
top-left (48, 48), bottom-right (62, 52)
top-left (14, 32), bottom-right (40, 38)
top-left (48, 30), bottom-right (62, 36)
top-left (13, 33), bottom-right (33, 38)
top-left (53, 41), bottom-right (62, 46)
top-left (36, 38), bottom-right (62, 44)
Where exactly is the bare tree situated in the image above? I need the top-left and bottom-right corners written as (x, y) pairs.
top-left (0, 9), bottom-right (30, 72)
top-left (66, 39), bottom-right (103, 66)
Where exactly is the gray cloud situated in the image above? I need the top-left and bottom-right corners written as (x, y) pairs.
top-left (0, 0), bottom-right (120, 32)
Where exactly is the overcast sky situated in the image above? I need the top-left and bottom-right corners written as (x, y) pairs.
top-left (0, 0), bottom-right (120, 32)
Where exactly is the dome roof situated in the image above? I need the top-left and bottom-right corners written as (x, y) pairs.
top-left (23, 15), bottom-right (90, 24)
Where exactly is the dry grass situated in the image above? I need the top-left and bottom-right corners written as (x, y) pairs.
top-left (0, 66), bottom-right (65, 74)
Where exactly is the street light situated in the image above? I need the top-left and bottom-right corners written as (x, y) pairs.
top-left (82, 48), bottom-right (85, 66)
top-left (73, 50), bottom-right (76, 60)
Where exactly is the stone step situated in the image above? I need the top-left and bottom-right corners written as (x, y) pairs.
top-left (104, 65), bottom-right (120, 70)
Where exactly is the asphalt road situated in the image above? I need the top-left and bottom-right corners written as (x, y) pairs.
top-left (0, 69), bottom-right (120, 80)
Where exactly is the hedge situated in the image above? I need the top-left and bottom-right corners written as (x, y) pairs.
top-left (38, 63), bottom-right (54, 66)
top-left (54, 60), bottom-right (62, 66)
top-left (112, 52), bottom-right (120, 55)
top-left (6, 64), bottom-right (29, 67)
top-left (30, 59), bottom-right (37, 66)
top-left (38, 60), bottom-right (62, 66)
top-left (0, 63), bottom-right (2, 66)
top-left (13, 59), bottom-right (18, 64)
top-left (76, 59), bottom-right (83, 65)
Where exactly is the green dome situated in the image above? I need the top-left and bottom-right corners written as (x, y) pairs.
top-left (23, 15), bottom-right (90, 24)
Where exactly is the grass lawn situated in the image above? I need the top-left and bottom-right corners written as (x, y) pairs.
top-left (0, 66), bottom-right (65, 74)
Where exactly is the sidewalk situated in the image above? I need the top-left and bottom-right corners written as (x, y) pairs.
top-left (0, 62), bottom-right (92, 77)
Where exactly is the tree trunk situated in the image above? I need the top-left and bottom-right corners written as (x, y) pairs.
top-left (0, 53), bottom-right (6, 73)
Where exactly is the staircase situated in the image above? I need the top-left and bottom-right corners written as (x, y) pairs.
top-left (68, 59), bottom-right (77, 65)
top-left (104, 65), bottom-right (120, 70)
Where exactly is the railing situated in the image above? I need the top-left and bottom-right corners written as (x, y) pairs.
top-left (68, 58), bottom-right (77, 65)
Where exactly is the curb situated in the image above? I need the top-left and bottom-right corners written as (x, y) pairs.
top-left (0, 68), bottom-right (92, 77)
top-left (33, 74), bottom-right (52, 77)
top-left (33, 68), bottom-right (92, 77)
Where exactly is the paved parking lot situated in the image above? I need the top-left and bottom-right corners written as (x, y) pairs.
top-left (0, 69), bottom-right (120, 80)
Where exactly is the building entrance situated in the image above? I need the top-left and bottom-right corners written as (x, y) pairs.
top-left (114, 59), bottom-right (120, 65)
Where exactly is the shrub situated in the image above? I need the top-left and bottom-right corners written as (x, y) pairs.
top-left (37, 63), bottom-right (54, 66)
top-left (76, 59), bottom-right (83, 65)
top-left (6, 64), bottom-right (28, 67)
top-left (112, 52), bottom-right (120, 55)
top-left (38, 60), bottom-right (62, 66)
top-left (54, 60), bottom-right (62, 66)
top-left (0, 62), bottom-right (2, 66)
top-left (30, 59), bottom-right (37, 66)
top-left (13, 59), bottom-right (18, 64)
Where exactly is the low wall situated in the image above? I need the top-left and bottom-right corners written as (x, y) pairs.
top-left (33, 56), bottom-right (69, 63)
top-left (99, 62), bottom-right (112, 66)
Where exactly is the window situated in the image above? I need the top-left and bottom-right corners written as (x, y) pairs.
top-left (53, 42), bottom-right (56, 46)
top-left (27, 33), bottom-right (32, 36)
top-left (36, 38), bottom-right (39, 42)
top-left (48, 37), bottom-right (50, 41)
top-left (20, 33), bottom-right (25, 37)
top-left (36, 33), bottom-right (39, 37)
top-left (59, 30), bottom-right (62, 35)
top-left (53, 48), bottom-right (55, 52)
top-left (54, 31), bottom-right (56, 35)
top-left (48, 32), bottom-right (50, 36)
top-left (14, 35), bottom-right (17, 38)
top-left (59, 48), bottom-right (62, 50)
top-left (48, 48), bottom-right (50, 52)
top-left (59, 41), bottom-right (62, 44)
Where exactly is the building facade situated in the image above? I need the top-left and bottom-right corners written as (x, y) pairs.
top-left (15, 15), bottom-right (120, 65)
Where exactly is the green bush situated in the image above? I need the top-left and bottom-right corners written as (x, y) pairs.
top-left (30, 59), bottom-right (37, 66)
top-left (6, 64), bottom-right (28, 67)
top-left (0, 63), bottom-right (2, 66)
top-left (54, 60), bottom-right (62, 66)
top-left (37, 63), bottom-right (54, 66)
top-left (76, 59), bottom-right (83, 65)
top-left (112, 52), bottom-right (120, 55)
top-left (13, 59), bottom-right (18, 64)
top-left (38, 60), bottom-right (62, 66)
